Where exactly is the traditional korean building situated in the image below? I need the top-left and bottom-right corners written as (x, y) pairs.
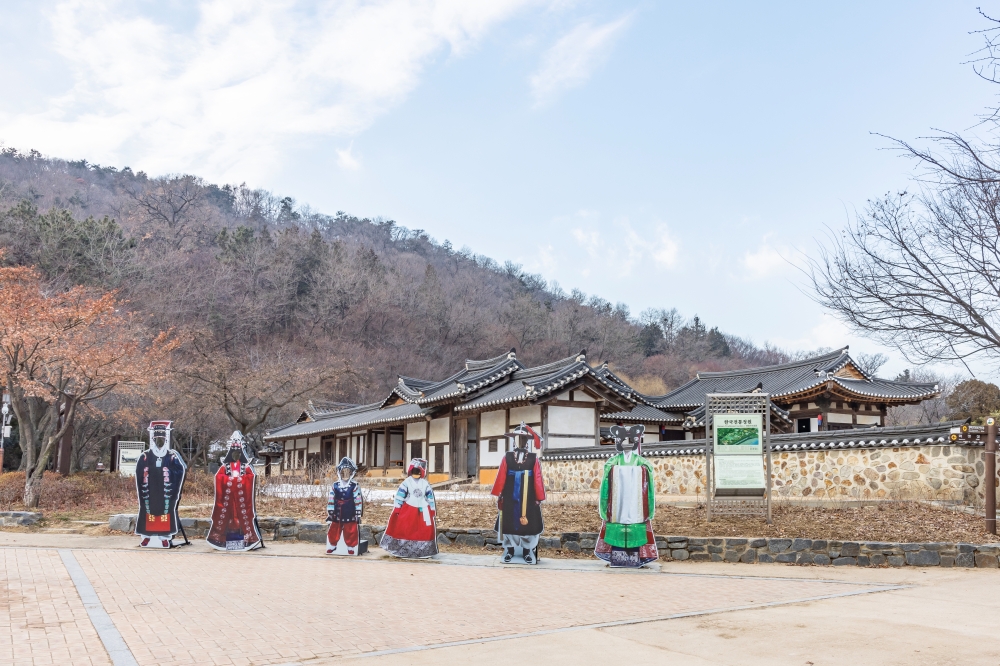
top-left (263, 346), bottom-right (939, 482)
top-left (645, 347), bottom-right (938, 437)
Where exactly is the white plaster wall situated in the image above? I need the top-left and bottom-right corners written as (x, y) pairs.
top-left (571, 391), bottom-right (596, 402)
top-left (509, 405), bottom-right (542, 425)
top-left (443, 444), bottom-right (450, 473)
top-left (429, 417), bottom-right (450, 443)
top-left (375, 433), bottom-right (385, 466)
top-left (480, 410), bottom-right (507, 438)
top-left (389, 433), bottom-right (403, 463)
top-left (480, 439), bottom-right (506, 467)
top-left (828, 413), bottom-right (853, 424)
top-left (548, 405), bottom-right (595, 435)
top-left (857, 415), bottom-right (880, 425)
top-left (406, 421), bottom-right (426, 440)
top-left (556, 391), bottom-right (571, 400)
top-left (307, 438), bottom-right (320, 453)
top-left (547, 435), bottom-right (597, 449)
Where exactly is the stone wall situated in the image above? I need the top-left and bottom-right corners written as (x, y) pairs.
top-left (542, 444), bottom-right (1000, 507)
top-left (106, 516), bottom-right (1000, 567)
top-left (0, 511), bottom-right (42, 527)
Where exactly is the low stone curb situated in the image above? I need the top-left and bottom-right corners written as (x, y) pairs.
top-left (106, 515), bottom-right (1000, 568)
top-left (660, 536), bottom-right (1000, 568)
top-left (0, 511), bottom-right (42, 527)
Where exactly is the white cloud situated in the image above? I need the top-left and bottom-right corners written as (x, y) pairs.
top-left (742, 234), bottom-right (795, 279)
top-left (650, 224), bottom-right (679, 268)
top-left (530, 14), bottom-right (631, 107)
top-left (0, 0), bottom-right (537, 182)
top-left (571, 216), bottom-right (679, 277)
top-left (336, 144), bottom-right (361, 171)
top-left (572, 227), bottom-right (601, 256)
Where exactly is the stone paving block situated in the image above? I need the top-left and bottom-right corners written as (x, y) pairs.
top-left (108, 514), bottom-right (136, 532)
top-left (905, 550), bottom-right (941, 567)
top-left (769, 539), bottom-right (792, 553)
top-left (974, 554), bottom-right (999, 568)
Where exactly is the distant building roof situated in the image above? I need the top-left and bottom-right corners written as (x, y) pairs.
top-left (264, 349), bottom-right (637, 441)
top-left (264, 347), bottom-right (941, 443)
top-left (652, 347), bottom-right (938, 411)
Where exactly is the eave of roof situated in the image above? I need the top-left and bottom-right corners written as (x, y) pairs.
top-left (655, 348), bottom-right (938, 410)
top-left (264, 401), bottom-right (432, 441)
top-left (601, 404), bottom-right (686, 423)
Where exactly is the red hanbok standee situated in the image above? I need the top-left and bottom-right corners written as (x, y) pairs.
top-left (380, 458), bottom-right (438, 558)
top-left (206, 431), bottom-right (262, 551)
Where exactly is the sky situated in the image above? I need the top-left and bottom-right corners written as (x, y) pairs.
top-left (1, 1), bottom-right (998, 380)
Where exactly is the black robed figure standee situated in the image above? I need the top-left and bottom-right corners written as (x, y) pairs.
top-left (490, 422), bottom-right (546, 564)
top-left (134, 420), bottom-right (189, 549)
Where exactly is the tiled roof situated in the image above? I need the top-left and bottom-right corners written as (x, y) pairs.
top-left (454, 352), bottom-right (635, 412)
top-left (683, 402), bottom-right (792, 428)
top-left (542, 421), bottom-right (964, 461)
top-left (601, 404), bottom-right (686, 424)
top-left (264, 401), bottom-right (431, 440)
top-left (655, 348), bottom-right (938, 410)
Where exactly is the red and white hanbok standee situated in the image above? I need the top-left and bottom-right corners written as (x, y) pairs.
top-left (380, 458), bottom-right (438, 558)
top-left (206, 431), bottom-right (263, 551)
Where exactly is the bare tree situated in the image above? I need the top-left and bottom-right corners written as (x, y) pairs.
top-left (175, 335), bottom-right (350, 439)
top-left (855, 352), bottom-right (889, 377)
top-left (886, 370), bottom-right (960, 426)
top-left (810, 11), bottom-right (1000, 373)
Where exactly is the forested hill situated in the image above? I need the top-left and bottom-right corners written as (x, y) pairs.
top-left (0, 147), bottom-right (794, 428)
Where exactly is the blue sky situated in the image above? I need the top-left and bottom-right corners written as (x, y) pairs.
top-left (1, 1), bottom-right (997, 378)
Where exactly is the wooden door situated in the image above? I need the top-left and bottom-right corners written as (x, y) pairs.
top-left (466, 416), bottom-right (478, 480)
top-left (454, 419), bottom-right (468, 479)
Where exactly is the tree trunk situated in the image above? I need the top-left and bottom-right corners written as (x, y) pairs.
top-left (24, 475), bottom-right (42, 509)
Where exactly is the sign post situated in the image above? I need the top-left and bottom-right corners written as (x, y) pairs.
top-left (951, 421), bottom-right (997, 535)
top-left (987, 418), bottom-right (997, 536)
top-left (705, 393), bottom-right (772, 524)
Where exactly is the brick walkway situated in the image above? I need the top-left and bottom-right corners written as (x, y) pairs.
top-left (1, 545), bottom-right (895, 665)
top-left (0, 549), bottom-right (110, 665)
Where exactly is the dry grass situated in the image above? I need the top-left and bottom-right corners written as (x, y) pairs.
top-left (0, 471), bottom-right (216, 522)
top-left (370, 500), bottom-right (997, 544)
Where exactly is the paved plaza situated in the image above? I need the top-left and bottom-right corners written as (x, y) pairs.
top-left (1, 532), bottom-right (998, 665)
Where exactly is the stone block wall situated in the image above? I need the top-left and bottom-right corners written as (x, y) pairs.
top-left (106, 515), bottom-right (1000, 567)
top-left (660, 536), bottom-right (1000, 568)
top-left (542, 444), bottom-right (1000, 506)
top-left (0, 511), bottom-right (42, 527)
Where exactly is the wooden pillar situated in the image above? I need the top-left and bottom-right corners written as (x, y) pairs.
top-left (110, 435), bottom-right (120, 472)
top-left (57, 423), bottom-right (73, 475)
top-left (454, 418), bottom-right (468, 479)
top-left (383, 426), bottom-right (390, 472)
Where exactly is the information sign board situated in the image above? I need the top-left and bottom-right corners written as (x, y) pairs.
top-left (117, 441), bottom-right (146, 477)
top-left (713, 414), bottom-right (763, 455)
top-left (714, 455), bottom-right (766, 489)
